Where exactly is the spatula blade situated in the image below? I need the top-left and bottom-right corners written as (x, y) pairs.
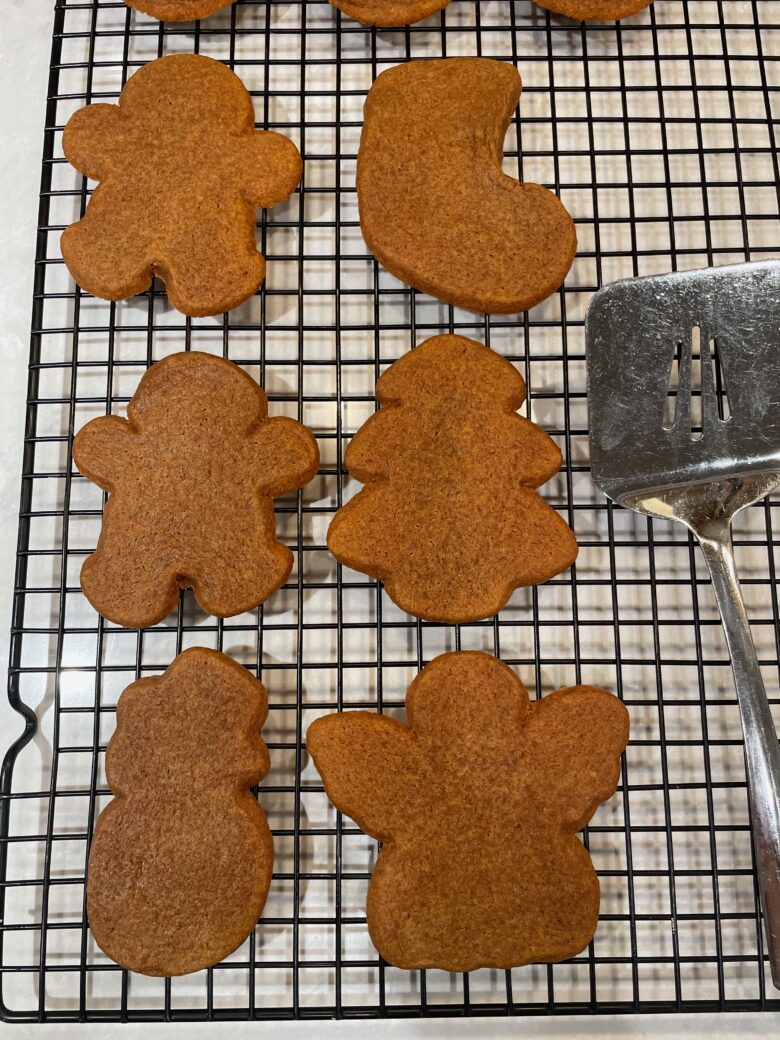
top-left (586, 260), bottom-right (780, 505)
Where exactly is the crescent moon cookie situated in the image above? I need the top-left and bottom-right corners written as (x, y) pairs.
top-left (73, 351), bottom-right (319, 628)
top-left (61, 54), bottom-right (302, 316)
top-left (356, 58), bottom-right (576, 314)
top-left (307, 651), bottom-right (629, 971)
top-left (88, 648), bottom-right (273, 976)
top-left (327, 334), bottom-right (577, 623)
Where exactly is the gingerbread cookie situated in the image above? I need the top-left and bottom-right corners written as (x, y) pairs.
top-left (535, 0), bottom-right (652, 18)
top-left (61, 54), bottom-right (302, 316)
top-left (73, 351), bottom-right (319, 628)
top-left (307, 651), bottom-right (629, 971)
top-left (330, 0), bottom-right (450, 25)
top-left (327, 334), bottom-right (577, 623)
top-left (357, 58), bottom-right (576, 314)
top-left (125, 0), bottom-right (234, 19)
top-left (88, 648), bottom-right (273, 976)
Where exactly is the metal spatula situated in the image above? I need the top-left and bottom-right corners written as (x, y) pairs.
top-left (585, 260), bottom-right (780, 988)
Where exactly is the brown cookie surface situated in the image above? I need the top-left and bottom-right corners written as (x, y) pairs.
top-left (357, 58), bottom-right (576, 314)
top-left (330, 0), bottom-right (450, 25)
top-left (535, 0), bottom-right (652, 18)
top-left (88, 647), bottom-right (273, 976)
top-left (327, 334), bottom-right (577, 622)
top-left (125, 0), bottom-right (234, 19)
top-left (307, 651), bottom-right (629, 971)
top-left (61, 54), bottom-right (302, 316)
top-left (73, 351), bottom-right (319, 628)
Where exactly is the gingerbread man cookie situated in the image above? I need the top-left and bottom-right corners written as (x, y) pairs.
top-left (73, 351), bottom-right (319, 628)
top-left (62, 54), bottom-right (302, 316)
top-left (307, 651), bottom-right (629, 971)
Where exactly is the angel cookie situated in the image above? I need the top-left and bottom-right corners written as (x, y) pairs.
top-left (307, 651), bottom-right (629, 971)
top-left (61, 54), bottom-right (302, 316)
top-left (73, 351), bottom-right (319, 628)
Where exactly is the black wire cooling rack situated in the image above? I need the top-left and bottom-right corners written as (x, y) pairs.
top-left (2, 0), bottom-right (780, 1024)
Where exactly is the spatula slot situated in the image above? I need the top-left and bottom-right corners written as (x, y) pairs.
top-left (690, 325), bottom-right (703, 441)
top-left (662, 338), bottom-right (683, 431)
top-left (710, 336), bottom-right (732, 422)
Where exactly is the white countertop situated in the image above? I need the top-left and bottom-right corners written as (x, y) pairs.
top-left (2, 0), bottom-right (780, 1036)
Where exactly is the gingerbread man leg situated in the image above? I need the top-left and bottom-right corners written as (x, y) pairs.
top-left (62, 188), bottom-right (154, 303)
top-left (81, 517), bottom-right (181, 628)
top-left (153, 200), bottom-right (265, 317)
top-left (188, 505), bottom-right (295, 618)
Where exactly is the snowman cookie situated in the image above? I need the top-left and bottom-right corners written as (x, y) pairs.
top-left (87, 648), bottom-right (273, 976)
top-left (73, 351), bottom-right (319, 628)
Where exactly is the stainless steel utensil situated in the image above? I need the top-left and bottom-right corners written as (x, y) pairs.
top-left (586, 259), bottom-right (780, 988)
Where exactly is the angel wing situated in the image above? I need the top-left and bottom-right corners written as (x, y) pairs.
top-left (306, 711), bottom-right (422, 840)
top-left (521, 686), bottom-right (629, 830)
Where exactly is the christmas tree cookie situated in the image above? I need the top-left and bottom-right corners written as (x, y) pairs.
top-left (327, 334), bottom-right (577, 622)
top-left (307, 651), bottom-right (629, 971)
top-left (87, 648), bottom-right (273, 976)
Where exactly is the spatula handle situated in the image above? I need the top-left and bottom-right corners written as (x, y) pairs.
top-left (697, 529), bottom-right (780, 988)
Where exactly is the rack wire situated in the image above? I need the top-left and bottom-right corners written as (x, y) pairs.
top-left (2, 0), bottom-right (780, 1023)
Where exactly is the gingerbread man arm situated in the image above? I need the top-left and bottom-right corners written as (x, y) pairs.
top-left (239, 131), bottom-right (303, 208)
top-left (63, 104), bottom-right (122, 181)
top-left (521, 686), bottom-right (629, 830)
top-left (306, 711), bottom-right (422, 839)
top-left (248, 417), bottom-right (319, 498)
top-left (72, 415), bottom-right (137, 491)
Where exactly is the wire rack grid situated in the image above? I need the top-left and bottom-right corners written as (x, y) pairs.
top-left (1, 0), bottom-right (780, 1024)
